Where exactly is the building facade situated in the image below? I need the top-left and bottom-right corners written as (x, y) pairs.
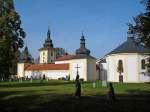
top-left (17, 31), bottom-right (97, 81)
top-left (39, 29), bottom-right (65, 64)
top-left (105, 27), bottom-right (150, 83)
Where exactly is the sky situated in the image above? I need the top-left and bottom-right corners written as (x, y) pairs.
top-left (14, 0), bottom-right (145, 59)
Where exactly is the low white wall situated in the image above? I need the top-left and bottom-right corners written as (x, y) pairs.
top-left (55, 60), bottom-right (70, 64)
top-left (25, 70), bottom-right (69, 79)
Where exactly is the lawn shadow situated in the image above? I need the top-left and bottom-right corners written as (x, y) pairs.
top-left (0, 93), bottom-right (150, 112)
top-left (126, 89), bottom-right (150, 95)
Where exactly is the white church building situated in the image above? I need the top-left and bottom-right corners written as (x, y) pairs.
top-left (100, 27), bottom-right (150, 83)
top-left (17, 27), bottom-right (150, 83)
top-left (17, 30), bottom-right (96, 81)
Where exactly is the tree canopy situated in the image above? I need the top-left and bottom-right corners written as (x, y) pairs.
top-left (0, 0), bottom-right (25, 78)
top-left (131, 0), bottom-right (150, 48)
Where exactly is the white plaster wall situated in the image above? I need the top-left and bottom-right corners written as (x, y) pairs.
top-left (87, 59), bottom-right (96, 81)
top-left (48, 50), bottom-right (57, 63)
top-left (106, 57), bottom-right (116, 82)
top-left (43, 70), bottom-right (69, 79)
top-left (25, 70), bottom-right (69, 79)
top-left (127, 56), bottom-right (138, 82)
top-left (106, 53), bottom-right (150, 83)
top-left (17, 63), bottom-right (25, 77)
top-left (70, 59), bottom-right (87, 81)
top-left (100, 63), bottom-right (107, 80)
top-left (25, 71), bottom-right (33, 78)
top-left (55, 60), bottom-right (71, 64)
top-left (40, 50), bottom-right (48, 64)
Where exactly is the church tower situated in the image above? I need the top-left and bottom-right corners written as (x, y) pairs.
top-left (19, 46), bottom-right (33, 63)
top-left (39, 29), bottom-right (65, 64)
top-left (70, 33), bottom-right (96, 81)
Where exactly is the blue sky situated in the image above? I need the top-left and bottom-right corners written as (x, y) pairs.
top-left (14, 0), bottom-right (145, 59)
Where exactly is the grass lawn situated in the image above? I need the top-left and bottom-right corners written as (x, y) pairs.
top-left (0, 80), bottom-right (150, 112)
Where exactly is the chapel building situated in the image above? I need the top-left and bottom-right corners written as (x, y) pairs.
top-left (17, 30), bottom-right (97, 81)
top-left (99, 27), bottom-right (150, 83)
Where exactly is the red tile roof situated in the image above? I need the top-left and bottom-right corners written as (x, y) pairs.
top-left (56, 54), bottom-right (74, 61)
top-left (25, 64), bottom-right (69, 71)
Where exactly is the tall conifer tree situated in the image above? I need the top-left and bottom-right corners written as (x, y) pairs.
top-left (0, 0), bottom-right (25, 79)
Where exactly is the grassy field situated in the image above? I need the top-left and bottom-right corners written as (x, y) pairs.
top-left (0, 80), bottom-right (150, 112)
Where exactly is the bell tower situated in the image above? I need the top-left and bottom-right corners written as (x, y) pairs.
top-left (39, 28), bottom-right (65, 64)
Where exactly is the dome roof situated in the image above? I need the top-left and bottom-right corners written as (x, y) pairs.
top-left (76, 47), bottom-right (90, 55)
top-left (73, 34), bottom-right (95, 59)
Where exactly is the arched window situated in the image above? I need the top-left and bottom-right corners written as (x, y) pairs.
top-left (117, 60), bottom-right (124, 74)
top-left (141, 59), bottom-right (145, 69)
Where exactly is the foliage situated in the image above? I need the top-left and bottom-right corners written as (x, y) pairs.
top-left (132, 0), bottom-right (150, 48)
top-left (117, 60), bottom-right (123, 75)
top-left (0, 0), bottom-right (25, 78)
top-left (129, 0), bottom-right (150, 76)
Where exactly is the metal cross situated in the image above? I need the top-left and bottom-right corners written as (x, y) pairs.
top-left (75, 64), bottom-right (80, 75)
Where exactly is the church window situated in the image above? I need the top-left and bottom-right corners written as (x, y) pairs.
top-left (141, 59), bottom-right (146, 69)
top-left (117, 60), bottom-right (124, 74)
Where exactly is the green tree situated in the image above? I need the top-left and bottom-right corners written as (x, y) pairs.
top-left (0, 0), bottom-right (25, 79)
top-left (132, 0), bottom-right (150, 47)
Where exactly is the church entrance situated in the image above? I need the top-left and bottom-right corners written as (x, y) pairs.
top-left (119, 75), bottom-right (123, 83)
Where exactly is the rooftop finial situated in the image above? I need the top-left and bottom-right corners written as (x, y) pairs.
top-left (81, 31), bottom-right (85, 40)
top-left (47, 27), bottom-right (51, 39)
top-left (82, 31), bottom-right (84, 37)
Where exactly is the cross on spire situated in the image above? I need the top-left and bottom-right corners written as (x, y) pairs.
top-left (75, 64), bottom-right (81, 76)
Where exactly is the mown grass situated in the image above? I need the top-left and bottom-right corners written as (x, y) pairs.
top-left (0, 80), bottom-right (150, 112)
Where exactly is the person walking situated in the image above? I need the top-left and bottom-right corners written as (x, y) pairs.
top-left (75, 74), bottom-right (81, 98)
top-left (108, 83), bottom-right (115, 102)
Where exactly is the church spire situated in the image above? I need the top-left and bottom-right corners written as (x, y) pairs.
top-left (47, 28), bottom-right (51, 40)
top-left (20, 46), bottom-right (33, 63)
top-left (80, 32), bottom-right (86, 48)
top-left (43, 28), bottom-right (54, 48)
top-left (76, 33), bottom-right (90, 55)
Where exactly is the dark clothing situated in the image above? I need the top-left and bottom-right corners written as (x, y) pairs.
top-left (43, 75), bottom-right (46, 79)
top-left (108, 86), bottom-right (115, 101)
top-left (75, 79), bottom-right (81, 98)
